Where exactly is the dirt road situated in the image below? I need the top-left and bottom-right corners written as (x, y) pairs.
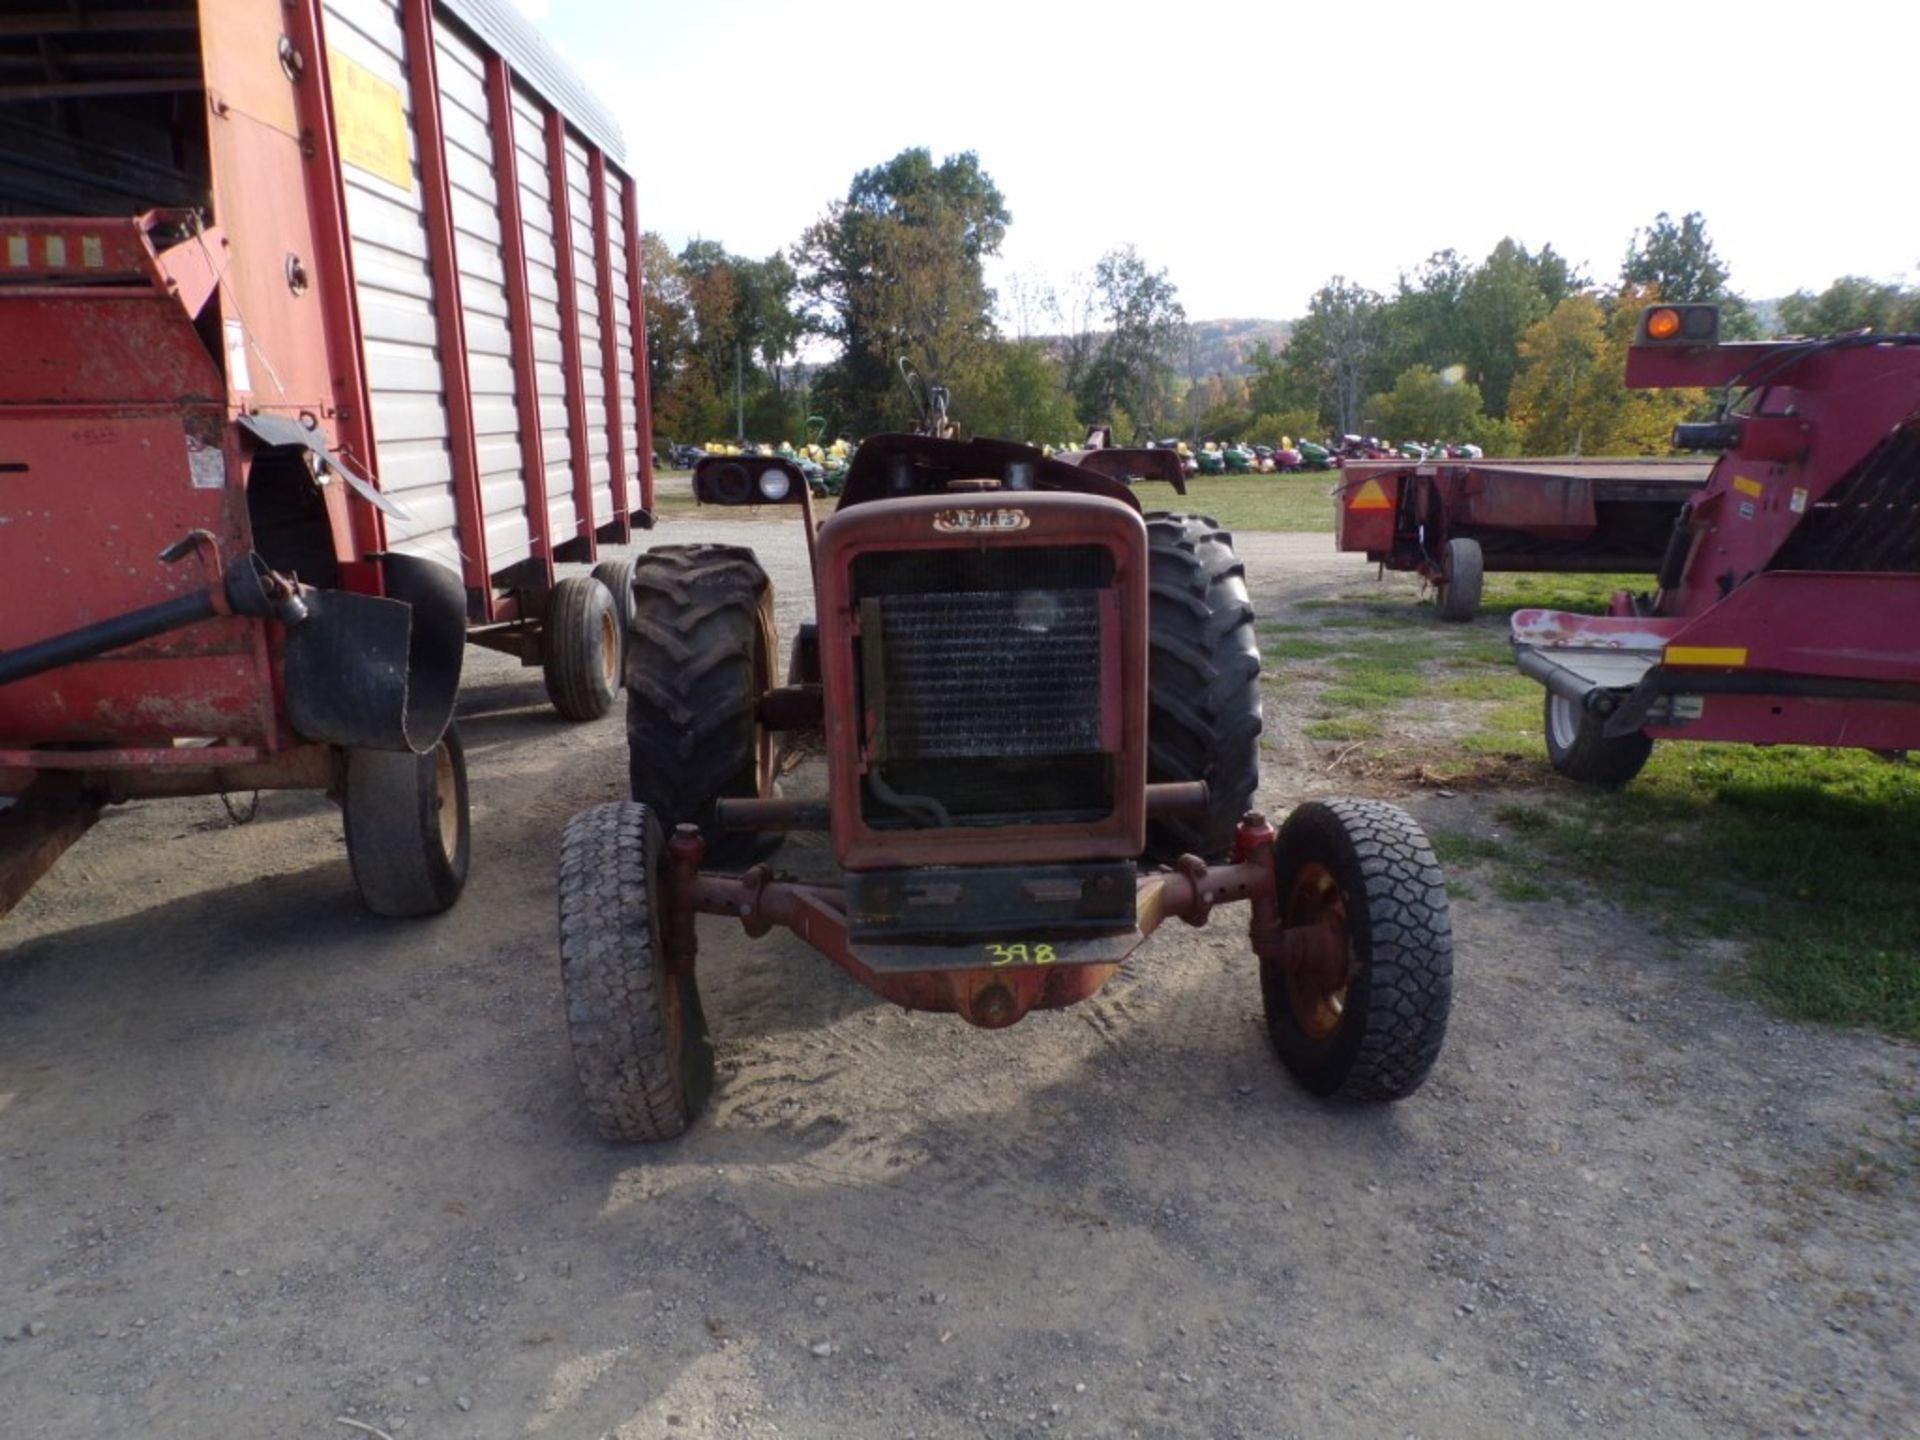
top-left (4, 515), bottom-right (1916, 1439)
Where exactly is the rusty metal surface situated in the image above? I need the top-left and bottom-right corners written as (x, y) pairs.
top-left (0, 742), bottom-right (334, 802)
top-left (680, 815), bottom-right (1287, 1029)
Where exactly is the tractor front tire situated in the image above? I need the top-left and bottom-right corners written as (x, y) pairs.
top-left (542, 575), bottom-right (621, 721)
top-left (558, 802), bottom-right (713, 1142)
top-left (1142, 513), bottom-right (1263, 863)
top-left (1261, 798), bottom-right (1452, 1101)
top-left (1544, 692), bottom-right (1652, 788)
top-left (624, 545), bottom-right (776, 867)
top-left (1435, 537), bottom-right (1483, 622)
top-left (344, 727), bottom-right (471, 918)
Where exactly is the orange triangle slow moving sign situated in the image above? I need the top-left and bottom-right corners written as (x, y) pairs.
top-left (1347, 478), bottom-right (1392, 511)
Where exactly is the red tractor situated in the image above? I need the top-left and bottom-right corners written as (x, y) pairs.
top-left (557, 436), bottom-right (1455, 1140)
top-left (1513, 304), bottom-right (1920, 786)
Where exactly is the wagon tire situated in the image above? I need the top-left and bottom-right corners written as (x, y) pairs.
top-left (344, 726), bottom-right (471, 918)
top-left (542, 575), bottom-right (621, 721)
top-left (625, 544), bottom-right (777, 868)
top-left (1435, 537), bottom-right (1483, 621)
top-left (1544, 692), bottom-right (1652, 789)
top-left (591, 557), bottom-right (638, 646)
top-left (1142, 513), bottom-right (1263, 863)
top-left (558, 802), bottom-right (713, 1142)
top-left (1261, 798), bottom-right (1452, 1101)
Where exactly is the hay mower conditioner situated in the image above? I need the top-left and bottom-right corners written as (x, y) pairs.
top-left (1512, 304), bottom-right (1920, 787)
top-left (557, 436), bottom-right (1455, 1141)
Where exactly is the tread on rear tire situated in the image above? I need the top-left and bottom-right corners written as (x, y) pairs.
top-left (1142, 513), bottom-right (1263, 863)
top-left (624, 544), bottom-right (776, 868)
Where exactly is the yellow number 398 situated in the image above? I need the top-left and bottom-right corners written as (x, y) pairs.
top-left (985, 942), bottom-right (1058, 967)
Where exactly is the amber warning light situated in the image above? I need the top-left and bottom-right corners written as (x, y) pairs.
top-left (1636, 304), bottom-right (1719, 346)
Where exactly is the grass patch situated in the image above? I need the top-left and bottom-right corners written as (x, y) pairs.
top-left (1479, 573), bottom-right (1647, 616)
top-left (1168, 474), bottom-right (1336, 533)
top-left (1262, 637), bottom-right (1344, 662)
top-left (1303, 715), bottom-right (1381, 742)
top-left (1435, 748), bottom-right (1920, 1038)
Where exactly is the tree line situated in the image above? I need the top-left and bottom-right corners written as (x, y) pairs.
top-left (641, 148), bottom-right (1920, 457)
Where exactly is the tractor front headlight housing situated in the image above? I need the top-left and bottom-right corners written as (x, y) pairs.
top-left (757, 467), bottom-right (792, 502)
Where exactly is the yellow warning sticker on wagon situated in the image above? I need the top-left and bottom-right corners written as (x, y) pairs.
top-left (328, 49), bottom-right (413, 192)
top-left (1346, 478), bottom-right (1392, 511)
top-left (1732, 475), bottom-right (1764, 498)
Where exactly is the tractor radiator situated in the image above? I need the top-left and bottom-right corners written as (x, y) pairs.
top-left (1772, 419), bottom-right (1920, 574)
top-left (852, 545), bottom-right (1114, 824)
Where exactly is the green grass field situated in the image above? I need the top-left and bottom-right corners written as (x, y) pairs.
top-left (649, 468), bottom-right (1340, 532)
top-left (1261, 579), bottom-right (1920, 1039)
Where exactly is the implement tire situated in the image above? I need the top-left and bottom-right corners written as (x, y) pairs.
top-left (1544, 692), bottom-right (1652, 789)
top-left (1142, 513), bottom-right (1263, 863)
top-left (624, 544), bottom-right (776, 867)
top-left (1435, 537), bottom-right (1483, 622)
top-left (558, 802), bottom-right (713, 1142)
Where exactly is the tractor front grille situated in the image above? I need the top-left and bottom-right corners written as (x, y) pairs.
top-left (1772, 419), bottom-right (1920, 573)
top-left (852, 545), bottom-right (1114, 826)
top-left (867, 589), bottom-right (1102, 760)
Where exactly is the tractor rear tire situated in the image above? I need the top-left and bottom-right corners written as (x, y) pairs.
top-left (1261, 798), bottom-right (1452, 1101)
top-left (1435, 537), bottom-right (1483, 622)
top-left (558, 802), bottom-right (713, 1142)
top-left (344, 727), bottom-right (471, 918)
top-left (624, 545), bottom-right (776, 867)
top-left (1544, 692), bottom-right (1652, 788)
top-left (542, 575), bottom-right (621, 721)
top-left (1142, 513), bottom-right (1263, 863)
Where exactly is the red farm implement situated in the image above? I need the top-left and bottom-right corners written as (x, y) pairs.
top-left (1334, 456), bottom-right (1712, 621)
top-left (0, 0), bottom-right (654, 918)
top-left (1512, 304), bottom-right (1920, 787)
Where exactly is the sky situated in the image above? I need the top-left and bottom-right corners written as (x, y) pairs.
top-left (510, 0), bottom-right (1920, 324)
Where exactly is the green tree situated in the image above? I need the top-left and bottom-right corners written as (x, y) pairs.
top-left (1277, 278), bottom-right (1385, 435)
top-left (1075, 246), bottom-right (1187, 430)
top-left (1456, 239), bottom-right (1556, 418)
top-left (1777, 277), bottom-right (1920, 337)
top-left (1365, 364), bottom-right (1494, 445)
top-left (960, 339), bottom-right (1080, 444)
top-left (794, 148), bottom-right (1009, 436)
top-left (1622, 211), bottom-right (1756, 337)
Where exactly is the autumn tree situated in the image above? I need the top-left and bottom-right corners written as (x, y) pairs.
top-left (1509, 288), bottom-right (1702, 456)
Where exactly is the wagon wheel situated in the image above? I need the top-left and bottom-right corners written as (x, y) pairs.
top-left (542, 575), bottom-right (621, 722)
top-left (558, 801), bottom-right (714, 1142)
top-left (1260, 798), bottom-right (1452, 1100)
top-left (343, 726), bottom-right (471, 918)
